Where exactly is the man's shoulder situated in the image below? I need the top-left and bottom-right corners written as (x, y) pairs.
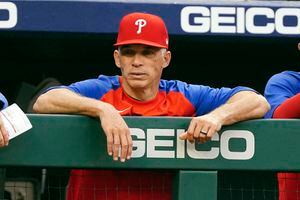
top-left (96, 75), bottom-right (120, 89)
top-left (159, 79), bottom-right (188, 92)
top-left (159, 79), bottom-right (208, 95)
top-left (272, 70), bottom-right (299, 79)
top-left (97, 75), bottom-right (119, 82)
top-left (265, 70), bottom-right (300, 95)
top-left (268, 71), bottom-right (300, 85)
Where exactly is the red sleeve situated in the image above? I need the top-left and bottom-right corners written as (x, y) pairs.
top-left (273, 93), bottom-right (300, 118)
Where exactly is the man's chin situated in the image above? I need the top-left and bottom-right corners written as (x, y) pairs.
top-left (128, 80), bottom-right (148, 89)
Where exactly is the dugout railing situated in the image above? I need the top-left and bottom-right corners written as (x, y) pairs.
top-left (0, 115), bottom-right (298, 200)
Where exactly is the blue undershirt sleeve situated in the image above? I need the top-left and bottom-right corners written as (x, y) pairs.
top-left (264, 73), bottom-right (297, 118)
top-left (185, 84), bottom-right (255, 116)
top-left (47, 75), bottom-right (116, 100)
top-left (0, 92), bottom-right (8, 110)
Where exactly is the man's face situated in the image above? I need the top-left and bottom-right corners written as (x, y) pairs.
top-left (114, 44), bottom-right (171, 90)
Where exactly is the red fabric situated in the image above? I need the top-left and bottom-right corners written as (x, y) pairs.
top-left (67, 170), bottom-right (173, 200)
top-left (114, 12), bottom-right (169, 48)
top-left (273, 93), bottom-right (300, 118)
top-left (277, 173), bottom-right (300, 200)
top-left (66, 81), bottom-right (196, 200)
top-left (273, 94), bottom-right (300, 200)
top-left (101, 87), bottom-right (195, 117)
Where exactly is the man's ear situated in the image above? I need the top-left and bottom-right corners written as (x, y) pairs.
top-left (114, 50), bottom-right (121, 69)
top-left (298, 42), bottom-right (300, 51)
top-left (162, 50), bottom-right (171, 69)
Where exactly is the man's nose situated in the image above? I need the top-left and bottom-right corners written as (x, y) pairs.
top-left (131, 54), bottom-right (143, 67)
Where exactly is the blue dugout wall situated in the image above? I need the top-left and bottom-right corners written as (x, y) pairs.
top-left (1, 0), bottom-right (300, 36)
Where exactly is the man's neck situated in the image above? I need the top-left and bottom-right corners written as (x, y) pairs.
top-left (124, 87), bottom-right (159, 102)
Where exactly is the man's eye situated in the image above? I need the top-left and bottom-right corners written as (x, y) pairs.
top-left (121, 49), bottom-right (135, 56)
top-left (142, 50), bottom-right (155, 56)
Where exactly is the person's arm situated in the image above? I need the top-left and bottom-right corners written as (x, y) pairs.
top-left (180, 91), bottom-right (270, 143)
top-left (33, 88), bottom-right (132, 162)
top-left (273, 93), bottom-right (300, 118)
top-left (0, 92), bottom-right (9, 147)
top-left (0, 116), bottom-right (9, 147)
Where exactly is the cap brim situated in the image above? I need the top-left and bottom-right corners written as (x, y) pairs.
top-left (114, 39), bottom-right (168, 48)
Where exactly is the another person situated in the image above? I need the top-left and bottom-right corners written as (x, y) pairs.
top-left (265, 54), bottom-right (300, 200)
top-left (0, 92), bottom-right (9, 147)
top-left (33, 12), bottom-right (270, 200)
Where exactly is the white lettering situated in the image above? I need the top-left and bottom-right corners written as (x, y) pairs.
top-left (246, 7), bottom-right (274, 34)
top-left (220, 130), bottom-right (255, 160)
top-left (147, 129), bottom-right (175, 158)
top-left (211, 7), bottom-right (236, 33)
top-left (131, 128), bottom-right (145, 158)
top-left (275, 8), bottom-right (300, 34)
top-left (180, 6), bottom-right (300, 35)
top-left (236, 7), bottom-right (245, 33)
top-left (176, 129), bottom-right (185, 158)
top-left (135, 19), bottom-right (147, 34)
top-left (181, 6), bottom-right (210, 33)
top-left (129, 128), bottom-right (255, 160)
top-left (187, 133), bottom-right (219, 159)
top-left (0, 2), bottom-right (17, 29)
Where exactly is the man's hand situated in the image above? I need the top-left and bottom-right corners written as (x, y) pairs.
top-left (179, 113), bottom-right (222, 143)
top-left (0, 115), bottom-right (9, 147)
top-left (180, 91), bottom-right (270, 144)
top-left (98, 103), bottom-right (132, 162)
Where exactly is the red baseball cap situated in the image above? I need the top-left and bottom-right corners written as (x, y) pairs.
top-left (114, 12), bottom-right (169, 49)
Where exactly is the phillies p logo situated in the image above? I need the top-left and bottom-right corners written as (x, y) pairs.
top-left (135, 19), bottom-right (147, 34)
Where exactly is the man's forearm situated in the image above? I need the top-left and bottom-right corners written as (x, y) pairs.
top-left (34, 89), bottom-right (133, 162)
top-left (210, 91), bottom-right (270, 125)
top-left (33, 88), bottom-right (107, 117)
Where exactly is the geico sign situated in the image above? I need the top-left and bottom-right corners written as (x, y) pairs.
top-left (0, 2), bottom-right (17, 29)
top-left (130, 128), bottom-right (255, 160)
top-left (181, 6), bottom-right (300, 35)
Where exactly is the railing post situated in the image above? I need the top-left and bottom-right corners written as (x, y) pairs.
top-left (173, 170), bottom-right (217, 200)
top-left (0, 168), bottom-right (5, 199)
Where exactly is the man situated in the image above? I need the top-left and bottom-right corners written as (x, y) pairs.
top-left (265, 51), bottom-right (300, 200)
top-left (33, 12), bottom-right (270, 200)
top-left (0, 92), bottom-right (9, 148)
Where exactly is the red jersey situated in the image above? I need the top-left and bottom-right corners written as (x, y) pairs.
top-left (57, 75), bottom-right (252, 200)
